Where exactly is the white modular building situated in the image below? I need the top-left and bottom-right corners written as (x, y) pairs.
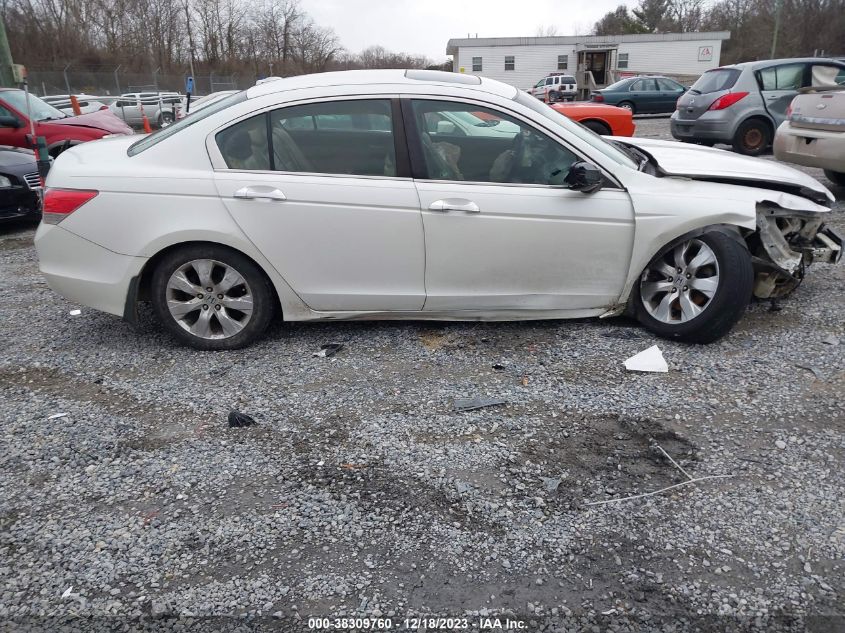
top-left (446, 32), bottom-right (731, 91)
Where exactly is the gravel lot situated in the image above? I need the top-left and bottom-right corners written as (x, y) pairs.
top-left (1, 117), bottom-right (843, 632)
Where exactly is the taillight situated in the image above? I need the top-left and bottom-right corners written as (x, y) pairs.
top-left (785, 98), bottom-right (796, 118)
top-left (593, 93), bottom-right (604, 102)
top-left (708, 91), bottom-right (749, 111)
top-left (42, 188), bottom-right (98, 225)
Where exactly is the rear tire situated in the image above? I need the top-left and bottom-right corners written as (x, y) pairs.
top-left (582, 120), bottom-right (611, 135)
top-left (548, 91), bottom-right (561, 103)
top-left (633, 232), bottom-right (753, 344)
top-left (617, 101), bottom-right (635, 114)
top-left (151, 244), bottom-right (276, 350)
top-left (159, 111), bottom-right (174, 127)
top-left (732, 119), bottom-right (770, 156)
top-left (823, 169), bottom-right (845, 187)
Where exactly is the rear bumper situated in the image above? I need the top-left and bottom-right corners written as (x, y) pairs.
top-left (34, 223), bottom-right (148, 317)
top-left (773, 121), bottom-right (845, 173)
top-left (670, 113), bottom-right (733, 142)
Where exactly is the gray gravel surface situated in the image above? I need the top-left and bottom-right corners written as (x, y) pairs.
top-left (1, 117), bottom-right (843, 632)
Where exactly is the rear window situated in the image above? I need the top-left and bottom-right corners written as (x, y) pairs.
top-left (689, 68), bottom-right (741, 94)
top-left (559, 76), bottom-right (576, 84)
top-left (128, 90), bottom-right (247, 156)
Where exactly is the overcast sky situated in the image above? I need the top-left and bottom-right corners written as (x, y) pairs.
top-left (299, 0), bottom-right (636, 62)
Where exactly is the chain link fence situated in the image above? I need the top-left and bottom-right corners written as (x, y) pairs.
top-left (26, 69), bottom-right (251, 97)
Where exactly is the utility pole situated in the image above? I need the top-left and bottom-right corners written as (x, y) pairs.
top-left (0, 15), bottom-right (16, 87)
top-left (770, 0), bottom-right (782, 59)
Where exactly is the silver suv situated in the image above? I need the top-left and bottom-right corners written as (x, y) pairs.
top-left (671, 58), bottom-right (845, 155)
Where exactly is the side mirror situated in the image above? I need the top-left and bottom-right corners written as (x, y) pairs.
top-left (0, 115), bottom-right (21, 128)
top-left (435, 120), bottom-right (456, 135)
top-left (565, 161), bottom-right (603, 194)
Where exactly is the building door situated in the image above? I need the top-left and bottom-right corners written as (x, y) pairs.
top-left (585, 52), bottom-right (607, 85)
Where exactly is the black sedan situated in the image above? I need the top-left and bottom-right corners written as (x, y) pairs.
top-left (591, 76), bottom-right (687, 114)
top-left (0, 146), bottom-right (41, 223)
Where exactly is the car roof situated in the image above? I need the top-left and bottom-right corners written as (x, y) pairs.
top-left (247, 69), bottom-right (518, 100)
top-left (724, 58), bottom-right (845, 70)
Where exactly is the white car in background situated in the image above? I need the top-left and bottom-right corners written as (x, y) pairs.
top-left (530, 73), bottom-right (578, 102)
top-left (41, 94), bottom-right (109, 115)
top-left (35, 70), bottom-right (841, 350)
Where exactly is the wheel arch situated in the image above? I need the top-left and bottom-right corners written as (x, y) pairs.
top-left (579, 118), bottom-right (612, 135)
top-left (620, 223), bottom-right (750, 313)
top-left (732, 113), bottom-right (775, 142)
top-left (132, 240), bottom-right (284, 320)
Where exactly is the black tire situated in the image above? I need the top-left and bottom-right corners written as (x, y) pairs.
top-left (732, 118), bottom-right (771, 156)
top-left (823, 169), bottom-right (845, 187)
top-left (582, 120), bottom-right (611, 135)
top-left (617, 101), bottom-right (635, 114)
top-left (632, 232), bottom-right (754, 344)
top-left (548, 91), bottom-right (560, 103)
top-left (151, 244), bottom-right (276, 350)
top-left (159, 111), bottom-right (174, 127)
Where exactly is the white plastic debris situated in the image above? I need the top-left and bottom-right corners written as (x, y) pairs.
top-left (624, 345), bottom-right (669, 373)
top-left (69, 309), bottom-right (82, 316)
top-left (47, 413), bottom-right (68, 420)
top-left (61, 586), bottom-right (74, 599)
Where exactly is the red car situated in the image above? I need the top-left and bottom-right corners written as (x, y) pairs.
top-left (550, 102), bottom-right (636, 137)
top-left (0, 89), bottom-right (133, 157)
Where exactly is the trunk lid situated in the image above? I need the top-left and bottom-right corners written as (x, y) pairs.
top-left (789, 87), bottom-right (845, 133)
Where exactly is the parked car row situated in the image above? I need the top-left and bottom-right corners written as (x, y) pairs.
top-left (671, 57), bottom-right (845, 156)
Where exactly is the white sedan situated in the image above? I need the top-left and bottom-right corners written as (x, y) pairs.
top-left (36, 70), bottom-right (842, 350)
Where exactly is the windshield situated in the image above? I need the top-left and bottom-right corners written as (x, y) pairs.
top-left (128, 90), bottom-right (247, 156)
top-left (513, 91), bottom-right (638, 169)
top-left (689, 68), bottom-right (741, 94)
top-left (2, 90), bottom-right (67, 121)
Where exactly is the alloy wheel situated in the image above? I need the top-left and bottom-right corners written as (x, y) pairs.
top-left (165, 259), bottom-right (254, 339)
top-left (639, 239), bottom-right (720, 324)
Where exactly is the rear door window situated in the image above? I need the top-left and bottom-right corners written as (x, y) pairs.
top-left (270, 99), bottom-right (397, 176)
top-left (758, 63), bottom-right (805, 91)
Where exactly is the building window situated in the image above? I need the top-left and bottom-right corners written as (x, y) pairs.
top-left (618, 53), bottom-right (629, 69)
top-left (557, 55), bottom-right (568, 70)
top-left (504, 56), bottom-right (515, 71)
top-left (472, 56), bottom-right (482, 72)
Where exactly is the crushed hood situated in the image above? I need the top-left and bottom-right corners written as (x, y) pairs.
top-left (610, 136), bottom-right (835, 204)
top-left (49, 110), bottom-right (133, 135)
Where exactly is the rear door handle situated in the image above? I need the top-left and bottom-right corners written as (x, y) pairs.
top-left (234, 186), bottom-right (286, 201)
top-left (428, 199), bottom-right (480, 213)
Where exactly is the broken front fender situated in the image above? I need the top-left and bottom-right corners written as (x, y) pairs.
top-left (751, 204), bottom-right (842, 298)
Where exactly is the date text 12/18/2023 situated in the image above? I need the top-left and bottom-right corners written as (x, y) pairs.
top-left (308, 616), bottom-right (527, 630)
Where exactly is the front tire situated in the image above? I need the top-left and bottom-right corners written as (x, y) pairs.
top-left (732, 119), bottom-right (770, 156)
top-left (823, 169), bottom-right (845, 187)
top-left (633, 232), bottom-right (753, 344)
top-left (151, 244), bottom-right (276, 350)
top-left (582, 120), bottom-right (611, 135)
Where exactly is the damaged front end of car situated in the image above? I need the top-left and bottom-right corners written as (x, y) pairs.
top-left (748, 203), bottom-right (843, 299)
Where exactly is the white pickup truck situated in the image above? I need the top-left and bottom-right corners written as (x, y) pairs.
top-left (529, 73), bottom-right (578, 103)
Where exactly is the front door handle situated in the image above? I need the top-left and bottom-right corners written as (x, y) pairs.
top-left (428, 199), bottom-right (480, 213)
top-left (234, 186), bottom-right (287, 201)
